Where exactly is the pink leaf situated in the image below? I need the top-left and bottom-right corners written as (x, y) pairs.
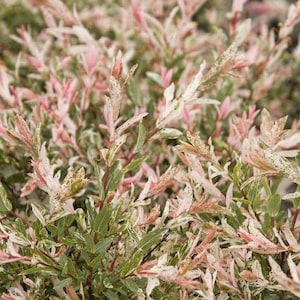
top-left (218, 96), bottom-right (231, 121)
top-left (82, 43), bottom-right (99, 76)
top-left (112, 50), bottom-right (123, 81)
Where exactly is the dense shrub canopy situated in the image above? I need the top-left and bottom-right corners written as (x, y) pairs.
top-left (0, 0), bottom-right (300, 299)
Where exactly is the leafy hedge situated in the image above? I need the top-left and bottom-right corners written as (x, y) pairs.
top-left (0, 0), bottom-right (300, 299)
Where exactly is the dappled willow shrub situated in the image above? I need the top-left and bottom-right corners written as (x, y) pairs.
top-left (0, 0), bottom-right (300, 299)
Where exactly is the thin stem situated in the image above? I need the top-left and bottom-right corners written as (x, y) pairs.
top-left (144, 126), bottom-right (159, 144)
top-left (86, 266), bottom-right (93, 300)
top-left (124, 126), bottom-right (159, 167)
top-left (9, 211), bottom-right (30, 226)
top-left (292, 208), bottom-right (300, 231)
top-left (108, 234), bottom-right (122, 272)
top-left (102, 165), bottom-right (110, 193)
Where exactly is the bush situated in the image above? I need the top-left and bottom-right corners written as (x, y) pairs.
top-left (0, 0), bottom-right (300, 299)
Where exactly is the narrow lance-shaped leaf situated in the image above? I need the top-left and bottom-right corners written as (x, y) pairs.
top-left (267, 193), bottom-right (281, 217)
top-left (116, 112), bottom-right (148, 136)
top-left (133, 120), bottom-right (147, 153)
top-left (93, 162), bottom-right (105, 200)
top-left (0, 182), bottom-right (12, 213)
top-left (93, 203), bottom-right (113, 237)
top-left (59, 167), bottom-right (87, 203)
top-left (120, 228), bottom-right (167, 277)
top-left (122, 156), bottom-right (145, 174)
top-left (54, 278), bottom-right (73, 292)
top-left (105, 160), bottom-right (123, 193)
top-left (120, 248), bottom-right (144, 277)
top-left (106, 134), bottom-right (127, 166)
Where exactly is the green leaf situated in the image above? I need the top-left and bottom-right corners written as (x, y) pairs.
top-left (152, 128), bottom-right (182, 140)
top-left (137, 228), bottom-right (167, 252)
top-left (122, 156), bottom-right (145, 174)
top-left (121, 229), bottom-right (167, 277)
top-left (247, 181), bottom-right (260, 202)
top-left (262, 213), bottom-right (272, 235)
top-left (15, 218), bottom-right (27, 236)
top-left (54, 278), bottom-right (73, 291)
top-left (252, 195), bottom-right (264, 211)
top-left (293, 186), bottom-right (300, 209)
top-left (262, 177), bottom-right (272, 198)
top-left (38, 239), bottom-right (62, 249)
top-left (31, 203), bottom-right (46, 226)
top-left (93, 162), bottom-right (105, 200)
top-left (232, 161), bottom-right (248, 188)
top-left (107, 160), bottom-right (119, 176)
top-left (34, 248), bottom-right (57, 266)
top-left (217, 77), bottom-right (234, 100)
top-left (247, 181), bottom-right (263, 210)
top-left (107, 135), bottom-right (127, 166)
top-left (80, 249), bottom-right (90, 264)
top-left (228, 202), bottom-right (245, 228)
top-left (106, 169), bottom-right (123, 192)
top-left (267, 193), bottom-right (281, 217)
top-left (104, 290), bottom-right (119, 300)
top-left (121, 278), bottom-right (140, 293)
top-left (46, 224), bottom-right (59, 235)
top-left (61, 256), bottom-right (78, 278)
top-left (61, 237), bottom-right (82, 246)
top-left (127, 78), bottom-right (142, 106)
top-left (6, 172), bottom-right (26, 184)
top-left (271, 177), bottom-right (283, 194)
top-left (58, 214), bottom-right (75, 228)
top-left (294, 197), bottom-right (300, 209)
top-left (86, 198), bottom-right (97, 226)
top-left (133, 121), bottom-right (147, 153)
top-left (92, 238), bottom-right (114, 267)
top-left (111, 200), bottom-right (124, 225)
top-left (59, 168), bottom-right (87, 202)
top-left (20, 266), bottom-right (57, 275)
top-left (89, 255), bottom-right (103, 270)
top-left (103, 276), bottom-right (114, 288)
top-left (120, 248), bottom-right (144, 277)
top-left (84, 233), bottom-right (96, 253)
top-left (32, 125), bottom-right (41, 159)
top-left (95, 237), bottom-right (114, 255)
top-left (0, 182), bottom-right (12, 213)
top-left (93, 203), bottom-right (113, 236)
top-left (125, 224), bottom-right (139, 243)
top-left (106, 160), bottom-right (123, 192)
